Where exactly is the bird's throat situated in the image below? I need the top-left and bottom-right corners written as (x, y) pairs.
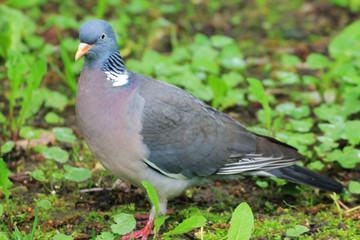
top-left (102, 52), bottom-right (129, 87)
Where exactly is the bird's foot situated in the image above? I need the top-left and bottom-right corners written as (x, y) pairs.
top-left (133, 209), bottom-right (175, 220)
top-left (121, 218), bottom-right (154, 240)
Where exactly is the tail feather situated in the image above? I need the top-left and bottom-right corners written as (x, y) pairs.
top-left (267, 165), bottom-right (343, 193)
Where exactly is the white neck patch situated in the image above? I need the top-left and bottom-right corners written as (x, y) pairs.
top-left (104, 70), bottom-right (129, 87)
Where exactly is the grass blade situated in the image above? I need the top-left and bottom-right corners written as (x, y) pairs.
top-left (29, 208), bottom-right (39, 239)
top-left (247, 78), bottom-right (272, 135)
top-left (56, 27), bottom-right (77, 96)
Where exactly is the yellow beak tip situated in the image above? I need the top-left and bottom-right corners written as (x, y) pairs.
top-left (75, 43), bottom-right (93, 61)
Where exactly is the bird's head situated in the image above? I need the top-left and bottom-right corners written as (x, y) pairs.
top-left (75, 20), bottom-right (119, 67)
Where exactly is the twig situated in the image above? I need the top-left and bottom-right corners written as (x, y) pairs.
top-left (345, 205), bottom-right (360, 213)
top-left (329, 193), bottom-right (342, 213)
top-left (337, 200), bottom-right (350, 210)
top-left (79, 187), bottom-right (112, 193)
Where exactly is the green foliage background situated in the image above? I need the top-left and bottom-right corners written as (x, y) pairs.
top-left (0, 0), bottom-right (360, 239)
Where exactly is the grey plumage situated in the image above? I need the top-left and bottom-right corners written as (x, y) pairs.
top-left (75, 19), bottom-right (343, 239)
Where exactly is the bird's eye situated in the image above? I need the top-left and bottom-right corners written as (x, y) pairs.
top-left (100, 34), bottom-right (106, 40)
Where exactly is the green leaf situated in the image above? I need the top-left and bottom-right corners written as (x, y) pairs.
top-left (57, 27), bottom-right (77, 95)
top-left (29, 169), bottom-right (46, 182)
top-left (192, 55), bottom-right (219, 74)
top-left (281, 54), bottom-right (301, 68)
top-left (171, 47), bottom-right (191, 62)
top-left (7, 0), bottom-right (44, 8)
top-left (52, 172), bottom-right (64, 180)
top-left (276, 71), bottom-right (300, 85)
top-left (306, 53), bottom-right (330, 70)
top-left (0, 158), bottom-right (12, 203)
top-left (325, 146), bottom-right (360, 168)
top-left (332, 62), bottom-right (360, 84)
top-left (194, 33), bottom-right (211, 46)
top-left (191, 46), bottom-right (219, 74)
top-left (16, 58), bottom-right (47, 129)
top-left (142, 181), bottom-right (167, 235)
top-left (349, 181), bottom-right (360, 194)
top-left (286, 225), bottom-right (309, 237)
top-left (96, 0), bottom-right (108, 19)
top-left (329, 20), bottom-right (360, 59)
top-left (275, 103), bottom-right (310, 119)
top-left (6, 51), bottom-right (28, 110)
top-left (53, 234), bottom-right (74, 240)
top-left (344, 120), bottom-right (360, 145)
top-left (53, 127), bottom-right (76, 144)
top-left (1, 141), bottom-right (15, 154)
top-left (318, 121), bottom-right (345, 142)
top-left (142, 181), bottom-right (159, 217)
top-left (0, 7), bottom-right (25, 58)
top-left (247, 78), bottom-right (272, 134)
top-left (42, 147), bottom-right (69, 163)
top-left (208, 75), bottom-right (228, 108)
top-left (164, 215), bottom-right (206, 236)
top-left (19, 126), bottom-right (40, 140)
top-left (220, 89), bottom-right (247, 110)
top-left (210, 35), bottom-right (234, 48)
top-left (222, 72), bottom-right (244, 88)
top-left (256, 180), bottom-right (269, 189)
top-left (140, 50), bottom-right (161, 75)
top-left (64, 165), bottom-right (92, 182)
top-left (227, 202), bottom-right (254, 240)
top-left (43, 89), bottom-right (69, 111)
top-left (154, 215), bottom-right (169, 234)
top-left (289, 105), bottom-right (310, 119)
top-left (45, 112), bottom-right (64, 124)
top-left (288, 118), bottom-right (314, 132)
top-left (24, 35), bottom-right (44, 49)
top-left (125, 0), bottom-right (150, 13)
top-left (0, 232), bottom-right (9, 240)
top-left (110, 213), bottom-right (136, 235)
top-left (276, 102), bottom-right (296, 114)
top-left (315, 136), bottom-right (339, 157)
top-left (37, 200), bottom-right (52, 210)
top-left (23, 89), bottom-right (44, 119)
top-left (314, 104), bottom-right (347, 122)
top-left (188, 84), bottom-right (213, 102)
top-left (33, 145), bottom-right (48, 153)
top-left (27, 58), bottom-right (47, 89)
top-left (248, 78), bottom-right (266, 101)
top-left (96, 232), bottom-right (116, 240)
top-left (0, 112), bottom-right (7, 124)
top-left (0, 203), bottom-right (3, 217)
top-left (303, 75), bottom-right (319, 85)
top-left (219, 44), bottom-right (245, 70)
top-left (307, 161), bottom-right (324, 171)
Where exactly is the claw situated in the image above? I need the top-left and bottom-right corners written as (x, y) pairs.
top-left (121, 218), bottom-right (154, 240)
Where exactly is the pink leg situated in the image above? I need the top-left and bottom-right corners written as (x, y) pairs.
top-left (133, 209), bottom-right (175, 220)
top-left (121, 218), bottom-right (154, 240)
top-left (134, 214), bottom-right (151, 220)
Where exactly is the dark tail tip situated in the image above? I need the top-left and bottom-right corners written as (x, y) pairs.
top-left (267, 165), bottom-right (343, 193)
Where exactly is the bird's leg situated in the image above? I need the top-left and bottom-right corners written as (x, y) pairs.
top-left (134, 209), bottom-right (175, 220)
top-left (121, 202), bottom-right (168, 240)
top-left (120, 217), bottom-right (154, 240)
top-left (134, 214), bottom-right (151, 220)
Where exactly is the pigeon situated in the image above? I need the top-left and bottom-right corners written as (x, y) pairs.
top-left (75, 19), bottom-right (343, 239)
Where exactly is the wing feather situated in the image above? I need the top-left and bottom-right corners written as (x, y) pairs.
top-left (134, 72), bottom-right (303, 179)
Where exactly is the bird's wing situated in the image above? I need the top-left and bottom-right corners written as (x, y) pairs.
top-left (217, 134), bottom-right (303, 175)
top-left (136, 73), bottom-right (302, 179)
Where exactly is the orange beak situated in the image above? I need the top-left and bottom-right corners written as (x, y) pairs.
top-left (75, 43), bottom-right (93, 61)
